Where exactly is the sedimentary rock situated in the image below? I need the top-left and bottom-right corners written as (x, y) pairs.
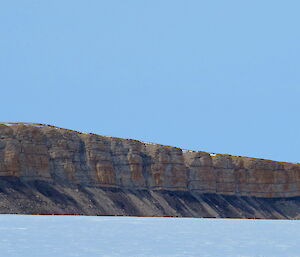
top-left (0, 122), bottom-right (300, 219)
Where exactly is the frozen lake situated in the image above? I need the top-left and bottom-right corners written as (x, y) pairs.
top-left (0, 215), bottom-right (299, 257)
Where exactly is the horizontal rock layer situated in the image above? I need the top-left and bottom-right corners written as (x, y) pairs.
top-left (0, 122), bottom-right (299, 199)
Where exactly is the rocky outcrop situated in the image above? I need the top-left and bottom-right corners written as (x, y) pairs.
top-left (0, 122), bottom-right (300, 219)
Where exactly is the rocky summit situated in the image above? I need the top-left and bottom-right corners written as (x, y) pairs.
top-left (0, 122), bottom-right (300, 219)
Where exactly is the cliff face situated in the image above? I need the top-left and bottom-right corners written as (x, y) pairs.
top-left (1, 122), bottom-right (300, 219)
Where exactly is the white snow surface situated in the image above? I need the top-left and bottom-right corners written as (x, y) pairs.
top-left (182, 149), bottom-right (193, 153)
top-left (141, 141), bottom-right (157, 145)
top-left (0, 215), bottom-right (299, 257)
top-left (0, 122), bottom-right (48, 128)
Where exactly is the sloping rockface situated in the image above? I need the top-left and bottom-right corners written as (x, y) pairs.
top-left (0, 122), bottom-right (300, 219)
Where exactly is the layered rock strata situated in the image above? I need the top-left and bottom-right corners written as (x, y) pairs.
top-left (0, 122), bottom-right (300, 218)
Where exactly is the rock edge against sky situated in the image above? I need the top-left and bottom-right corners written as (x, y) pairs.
top-left (0, 122), bottom-right (299, 219)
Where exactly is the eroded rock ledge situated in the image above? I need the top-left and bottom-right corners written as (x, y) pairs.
top-left (0, 122), bottom-right (299, 199)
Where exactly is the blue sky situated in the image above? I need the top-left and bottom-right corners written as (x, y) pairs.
top-left (1, 1), bottom-right (299, 163)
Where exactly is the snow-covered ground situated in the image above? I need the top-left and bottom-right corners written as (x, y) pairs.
top-left (0, 215), bottom-right (299, 257)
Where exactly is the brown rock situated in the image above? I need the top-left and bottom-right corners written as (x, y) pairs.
top-left (0, 122), bottom-right (299, 199)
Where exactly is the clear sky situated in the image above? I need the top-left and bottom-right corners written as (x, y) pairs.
top-left (0, 1), bottom-right (299, 163)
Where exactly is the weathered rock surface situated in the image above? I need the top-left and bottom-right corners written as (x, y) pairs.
top-left (0, 122), bottom-right (300, 219)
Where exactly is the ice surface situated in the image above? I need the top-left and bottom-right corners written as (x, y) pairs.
top-left (0, 215), bottom-right (299, 257)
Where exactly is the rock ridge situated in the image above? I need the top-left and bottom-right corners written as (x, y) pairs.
top-left (1, 122), bottom-right (299, 198)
